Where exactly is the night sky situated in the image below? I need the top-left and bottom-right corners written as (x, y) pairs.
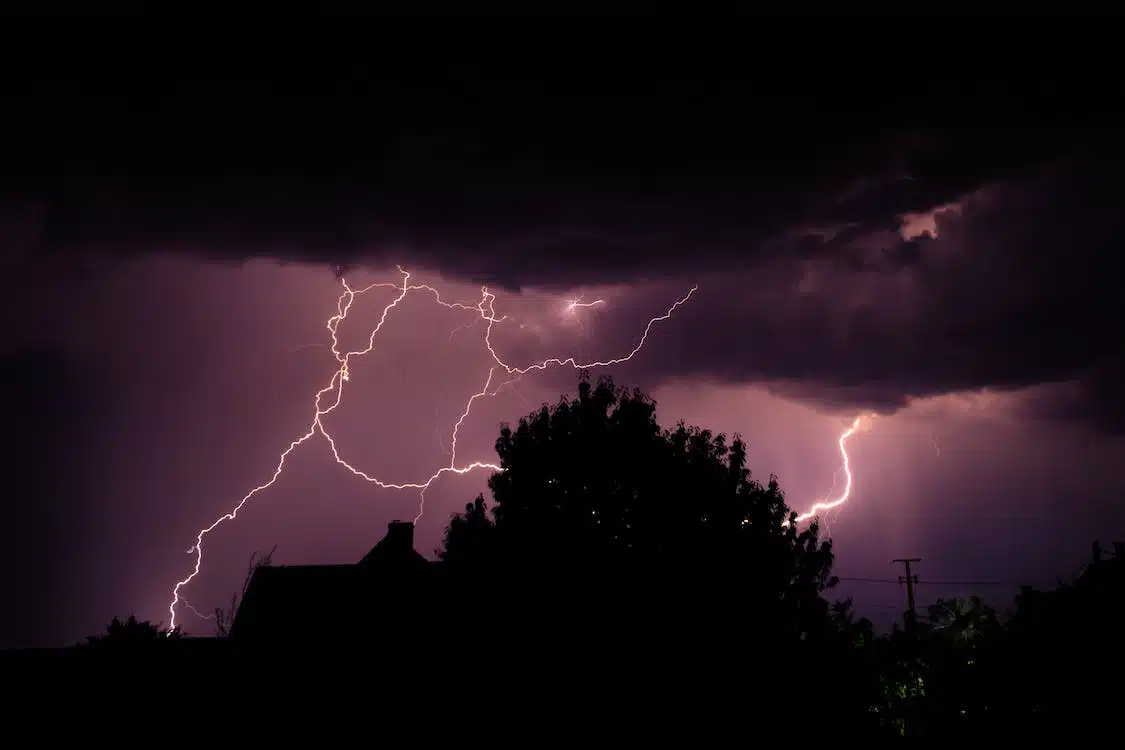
top-left (2, 18), bottom-right (1123, 648)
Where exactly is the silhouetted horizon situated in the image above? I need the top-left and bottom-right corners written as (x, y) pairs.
top-left (6, 374), bottom-right (1123, 736)
top-left (2, 18), bottom-right (1124, 734)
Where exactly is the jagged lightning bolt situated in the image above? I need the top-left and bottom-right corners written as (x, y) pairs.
top-left (788, 416), bottom-right (865, 526)
top-left (168, 266), bottom-right (866, 629)
top-left (168, 268), bottom-right (697, 629)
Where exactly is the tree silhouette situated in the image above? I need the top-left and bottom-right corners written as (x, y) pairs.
top-left (437, 494), bottom-right (496, 568)
top-left (441, 374), bottom-right (839, 645)
top-left (832, 597), bottom-right (877, 647)
top-left (997, 541), bottom-right (1125, 731)
top-left (84, 615), bottom-right (181, 646)
top-left (214, 545), bottom-right (276, 637)
top-left (926, 596), bottom-right (998, 643)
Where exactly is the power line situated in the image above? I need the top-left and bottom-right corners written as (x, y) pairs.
top-left (846, 602), bottom-right (904, 611)
top-left (891, 558), bottom-right (921, 631)
top-left (918, 580), bottom-right (1015, 586)
top-left (836, 576), bottom-right (1023, 586)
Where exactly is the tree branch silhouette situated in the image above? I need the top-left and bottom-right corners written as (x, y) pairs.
top-left (214, 545), bottom-right (276, 637)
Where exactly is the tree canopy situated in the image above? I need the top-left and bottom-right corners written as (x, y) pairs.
top-left (440, 374), bottom-right (838, 641)
top-left (83, 615), bottom-right (181, 647)
top-left (75, 373), bottom-right (1124, 737)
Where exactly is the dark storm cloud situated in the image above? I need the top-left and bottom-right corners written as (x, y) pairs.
top-left (6, 20), bottom-right (1118, 289)
top-left (1018, 356), bottom-right (1125, 437)
top-left (622, 156), bottom-right (1125, 431)
top-left (20, 126), bottom-right (1102, 291)
top-left (3, 21), bottom-right (1121, 431)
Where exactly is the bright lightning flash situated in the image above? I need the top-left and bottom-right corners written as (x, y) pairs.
top-left (787, 416), bottom-right (869, 527)
top-left (169, 268), bottom-right (695, 629)
top-left (564, 297), bottom-right (606, 315)
top-left (169, 267), bottom-right (866, 630)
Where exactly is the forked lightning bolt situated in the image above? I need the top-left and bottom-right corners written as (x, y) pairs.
top-left (564, 297), bottom-right (606, 313)
top-left (168, 268), bottom-right (862, 630)
top-left (789, 416), bottom-right (865, 526)
top-left (169, 268), bottom-right (696, 629)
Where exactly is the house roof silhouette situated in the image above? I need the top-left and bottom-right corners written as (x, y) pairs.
top-left (358, 519), bottom-right (431, 571)
top-left (229, 521), bottom-right (436, 643)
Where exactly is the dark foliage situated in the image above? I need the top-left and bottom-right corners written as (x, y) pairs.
top-left (214, 546), bottom-right (276, 637)
top-left (860, 545), bottom-right (1125, 737)
top-left (79, 376), bottom-right (1123, 736)
top-left (83, 615), bottom-right (181, 646)
top-left (436, 375), bottom-right (1125, 736)
top-left (438, 374), bottom-right (884, 726)
top-left (445, 373), bottom-right (834, 579)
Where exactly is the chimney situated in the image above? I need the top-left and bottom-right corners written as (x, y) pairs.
top-left (358, 520), bottom-right (419, 567)
top-left (384, 520), bottom-right (415, 554)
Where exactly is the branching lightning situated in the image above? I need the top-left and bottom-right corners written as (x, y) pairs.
top-left (168, 267), bottom-right (866, 630)
top-left (168, 268), bottom-right (696, 629)
top-left (564, 297), bottom-right (606, 314)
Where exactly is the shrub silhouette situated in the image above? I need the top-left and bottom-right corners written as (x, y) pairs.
top-left (83, 615), bottom-right (180, 646)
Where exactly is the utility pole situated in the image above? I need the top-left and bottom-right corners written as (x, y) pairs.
top-left (892, 557), bottom-right (925, 738)
top-left (892, 558), bottom-right (922, 631)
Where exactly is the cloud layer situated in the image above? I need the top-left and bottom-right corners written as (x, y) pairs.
top-left (4, 30), bottom-right (1122, 430)
top-left (613, 156), bottom-right (1125, 426)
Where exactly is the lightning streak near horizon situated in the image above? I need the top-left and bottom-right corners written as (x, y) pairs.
top-left (169, 268), bottom-right (861, 629)
top-left (787, 416), bottom-right (865, 526)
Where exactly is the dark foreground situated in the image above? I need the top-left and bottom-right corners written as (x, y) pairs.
top-left (1, 630), bottom-right (1107, 741)
top-left (0, 634), bottom-right (825, 736)
top-left (6, 558), bottom-right (1121, 738)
